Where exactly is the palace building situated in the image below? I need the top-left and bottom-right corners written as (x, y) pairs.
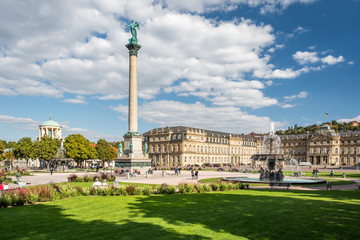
top-left (143, 124), bottom-right (360, 168)
top-left (143, 126), bottom-right (262, 168)
top-left (280, 124), bottom-right (359, 166)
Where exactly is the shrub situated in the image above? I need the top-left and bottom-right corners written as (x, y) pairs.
top-left (133, 187), bottom-right (142, 195)
top-left (167, 185), bottom-right (176, 194)
top-left (126, 185), bottom-right (136, 195)
top-left (0, 192), bottom-right (13, 208)
top-left (177, 183), bottom-right (187, 194)
top-left (37, 185), bottom-right (56, 202)
top-left (142, 186), bottom-right (154, 196)
top-left (100, 172), bottom-right (108, 181)
top-left (157, 184), bottom-right (169, 194)
top-left (210, 183), bottom-right (220, 191)
top-left (26, 191), bottom-right (39, 204)
top-left (203, 184), bottom-right (212, 192)
top-left (234, 182), bottom-right (243, 190)
top-left (83, 175), bottom-right (92, 182)
top-left (185, 184), bottom-right (195, 194)
top-left (115, 186), bottom-right (127, 196)
top-left (219, 182), bottom-right (229, 191)
top-left (67, 174), bottom-right (78, 182)
top-left (227, 183), bottom-right (235, 190)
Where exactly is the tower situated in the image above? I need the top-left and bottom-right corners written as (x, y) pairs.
top-left (114, 21), bottom-right (151, 173)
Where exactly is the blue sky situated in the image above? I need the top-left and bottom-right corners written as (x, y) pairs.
top-left (0, 0), bottom-right (359, 142)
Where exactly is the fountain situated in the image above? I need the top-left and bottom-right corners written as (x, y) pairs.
top-left (225, 123), bottom-right (326, 187)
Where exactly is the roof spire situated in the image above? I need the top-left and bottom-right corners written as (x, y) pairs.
top-left (49, 115), bottom-right (52, 120)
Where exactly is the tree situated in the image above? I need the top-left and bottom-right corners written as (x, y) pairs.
top-left (34, 136), bottom-right (61, 163)
top-left (0, 141), bottom-right (5, 155)
top-left (14, 137), bottom-right (34, 161)
top-left (96, 139), bottom-right (117, 164)
top-left (64, 134), bottom-right (98, 166)
top-left (3, 149), bottom-right (15, 166)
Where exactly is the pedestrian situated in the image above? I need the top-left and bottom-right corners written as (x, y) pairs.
top-left (16, 170), bottom-right (21, 182)
top-left (330, 170), bottom-right (334, 178)
top-left (195, 170), bottom-right (199, 180)
top-left (50, 168), bottom-right (54, 175)
top-left (314, 168), bottom-right (319, 178)
top-left (191, 169), bottom-right (195, 180)
top-left (312, 168), bottom-right (316, 177)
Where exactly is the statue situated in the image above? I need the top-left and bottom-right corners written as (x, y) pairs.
top-left (128, 20), bottom-right (140, 44)
top-left (143, 142), bottom-right (148, 154)
top-left (119, 143), bottom-right (123, 154)
top-left (129, 141), bottom-right (133, 154)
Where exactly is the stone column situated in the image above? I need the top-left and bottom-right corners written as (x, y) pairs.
top-left (125, 43), bottom-right (141, 134)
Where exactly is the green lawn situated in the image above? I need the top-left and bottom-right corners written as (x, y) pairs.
top-left (1, 190), bottom-right (359, 240)
top-left (67, 181), bottom-right (159, 188)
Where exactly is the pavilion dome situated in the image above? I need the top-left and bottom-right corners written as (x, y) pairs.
top-left (40, 116), bottom-right (61, 127)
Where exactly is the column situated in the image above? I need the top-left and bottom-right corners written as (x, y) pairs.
top-left (125, 42), bottom-right (141, 134)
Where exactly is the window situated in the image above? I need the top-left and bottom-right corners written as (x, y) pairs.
top-left (158, 145), bottom-right (161, 152)
top-left (152, 145), bottom-right (155, 152)
top-left (184, 145), bottom-right (187, 151)
top-left (177, 145), bottom-right (180, 152)
top-left (163, 144), bottom-right (167, 152)
top-left (172, 145), bottom-right (175, 152)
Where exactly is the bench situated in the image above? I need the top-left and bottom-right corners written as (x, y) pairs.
top-left (355, 184), bottom-right (360, 190)
top-left (269, 182), bottom-right (291, 189)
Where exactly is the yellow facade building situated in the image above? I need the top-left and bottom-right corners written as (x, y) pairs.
top-left (280, 124), bottom-right (359, 166)
top-left (143, 126), bottom-right (261, 168)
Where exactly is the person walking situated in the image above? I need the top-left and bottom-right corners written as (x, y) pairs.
top-left (191, 169), bottom-right (195, 180)
top-left (330, 170), bottom-right (334, 178)
top-left (16, 170), bottom-right (21, 182)
top-left (195, 170), bottom-right (199, 180)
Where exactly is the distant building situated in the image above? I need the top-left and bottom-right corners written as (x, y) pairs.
top-left (38, 116), bottom-right (62, 140)
top-left (143, 126), bottom-right (262, 168)
top-left (280, 124), bottom-right (360, 166)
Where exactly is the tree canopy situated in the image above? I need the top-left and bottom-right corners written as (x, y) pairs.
top-left (34, 136), bottom-right (61, 162)
top-left (64, 134), bottom-right (97, 163)
top-left (14, 137), bottom-right (34, 160)
top-left (96, 139), bottom-right (117, 162)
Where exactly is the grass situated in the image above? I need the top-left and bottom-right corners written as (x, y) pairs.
top-left (66, 181), bottom-right (159, 188)
top-left (0, 190), bottom-right (360, 239)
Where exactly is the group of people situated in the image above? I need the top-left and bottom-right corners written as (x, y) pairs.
top-left (174, 168), bottom-right (181, 176)
top-left (0, 180), bottom-right (10, 191)
top-left (191, 169), bottom-right (199, 180)
top-left (312, 168), bottom-right (320, 178)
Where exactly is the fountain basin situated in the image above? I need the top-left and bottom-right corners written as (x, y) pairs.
top-left (225, 177), bottom-right (326, 185)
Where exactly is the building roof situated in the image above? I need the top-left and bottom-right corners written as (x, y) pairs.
top-left (39, 116), bottom-right (61, 127)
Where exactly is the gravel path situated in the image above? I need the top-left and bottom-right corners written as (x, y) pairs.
top-left (8, 170), bottom-right (360, 191)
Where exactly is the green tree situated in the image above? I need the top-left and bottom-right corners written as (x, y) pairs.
top-left (96, 139), bottom-right (117, 164)
top-left (6, 141), bottom-right (16, 149)
top-left (64, 134), bottom-right (98, 166)
top-left (3, 149), bottom-right (15, 166)
top-left (34, 136), bottom-right (61, 163)
top-left (14, 137), bottom-right (34, 161)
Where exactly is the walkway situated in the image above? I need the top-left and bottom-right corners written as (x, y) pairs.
top-left (11, 170), bottom-right (360, 191)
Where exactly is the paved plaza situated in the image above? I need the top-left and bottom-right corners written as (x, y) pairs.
top-left (14, 169), bottom-right (360, 191)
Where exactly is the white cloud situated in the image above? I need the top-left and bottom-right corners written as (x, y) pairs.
top-left (338, 116), bottom-right (360, 123)
top-left (293, 51), bottom-right (344, 66)
top-left (293, 51), bottom-right (319, 64)
top-left (284, 91), bottom-right (309, 101)
top-left (62, 95), bottom-right (87, 104)
top-left (0, 115), bottom-right (39, 131)
top-left (321, 55), bottom-right (344, 65)
top-left (281, 104), bottom-right (294, 108)
top-left (113, 100), bottom-right (283, 133)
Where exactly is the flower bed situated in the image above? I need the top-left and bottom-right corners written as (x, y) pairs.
top-left (0, 181), bottom-right (249, 208)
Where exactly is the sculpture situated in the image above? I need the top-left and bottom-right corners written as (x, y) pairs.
top-left (143, 142), bottom-right (148, 154)
top-left (128, 20), bottom-right (140, 44)
top-left (119, 143), bottom-right (123, 154)
top-left (129, 141), bottom-right (133, 153)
